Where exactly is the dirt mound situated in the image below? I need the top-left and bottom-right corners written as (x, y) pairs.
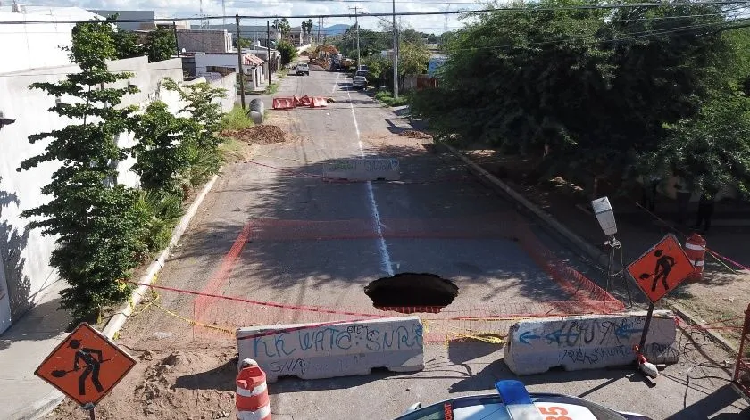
top-left (309, 64), bottom-right (325, 71)
top-left (399, 130), bottom-right (432, 139)
top-left (221, 125), bottom-right (287, 145)
top-left (51, 347), bottom-right (238, 420)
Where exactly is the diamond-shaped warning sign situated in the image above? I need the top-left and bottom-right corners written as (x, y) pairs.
top-left (627, 234), bottom-right (694, 303)
top-left (35, 323), bottom-right (136, 406)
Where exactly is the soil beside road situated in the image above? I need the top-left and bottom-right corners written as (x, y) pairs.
top-left (50, 71), bottom-right (748, 419)
top-left (463, 148), bottom-right (750, 348)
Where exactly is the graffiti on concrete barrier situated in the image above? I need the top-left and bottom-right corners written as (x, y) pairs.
top-left (268, 358), bottom-right (309, 376)
top-left (250, 324), bottom-right (423, 359)
top-left (559, 345), bottom-right (630, 365)
top-left (520, 318), bottom-right (645, 347)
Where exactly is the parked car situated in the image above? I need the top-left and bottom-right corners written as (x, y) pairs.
top-left (352, 70), bottom-right (368, 90)
top-left (296, 63), bottom-right (310, 76)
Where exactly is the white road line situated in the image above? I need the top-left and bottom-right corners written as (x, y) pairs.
top-left (331, 72), bottom-right (340, 94)
top-left (343, 83), bottom-right (395, 277)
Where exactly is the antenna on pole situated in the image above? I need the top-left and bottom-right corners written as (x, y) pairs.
top-left (199, 0), bottom-right (208, 29)
top-left (222, 0), bottom-right (226, 27)
top-left (444, 3), bottom-right (451, 33)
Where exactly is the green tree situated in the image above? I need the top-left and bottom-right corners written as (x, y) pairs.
top-left (413, 0), bottom-right (734, 190)
top-left (18, 21), bottom-right (147, 320)
top-left (273, 18), bottom-right (291, 38)
top-left (130, 101), bottom-right (197, 195)
top-left (398, 42), bottom-right (429, 83)
top-left (302, 19), bottom-right (313, 36)
top-left (642, 93), bottom-right (750, 198)
top-left (163, 78), bottom-right (227, 185)
top-left (238, 37), bottom-right (254, 48)
top-left (112, 29), bottom-right (145, 59)
top-left (146, 28), bottom-right (176, 62)
top-left (277, 40), bottom-right (298, 66)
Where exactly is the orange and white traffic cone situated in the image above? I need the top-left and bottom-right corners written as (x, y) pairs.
top-left (236, 358), bottom-right (271, 420)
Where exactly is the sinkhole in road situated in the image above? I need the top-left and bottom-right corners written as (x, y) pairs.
top-left (364, 273), bottom-right (459, 314)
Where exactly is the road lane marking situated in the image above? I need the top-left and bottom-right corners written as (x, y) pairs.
top-left (343, 84), bottom-right (395, 276)
top-left (331, 72), bottom-right (340, 94)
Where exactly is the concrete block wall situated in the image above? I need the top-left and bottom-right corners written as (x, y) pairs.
top-left (0, 56), bottom-right (200, 333)
top-left (177, 29), bottom-right (232, 54)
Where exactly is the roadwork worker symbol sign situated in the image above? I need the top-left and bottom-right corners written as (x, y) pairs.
top-left (627, 234), bottom-right (693, 303)
top-left (35, 323), bottom-right (136, 406)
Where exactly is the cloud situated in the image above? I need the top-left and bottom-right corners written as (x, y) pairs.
top-left (26, 0), bottom-right (477, 33)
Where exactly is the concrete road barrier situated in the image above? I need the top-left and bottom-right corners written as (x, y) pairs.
top-left (322, 158), bottom-right (400, 182)
top-left (504, 310), bottom-right (679, 375)
top-left (236, 317), bottom-right (423, 382)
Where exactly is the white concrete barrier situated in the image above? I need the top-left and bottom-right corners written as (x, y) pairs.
top-left (236, 317), bottom-right (423, 382)
top-left (504, 310), bottom-right (679, 375)
top-left (322, 158), bottom-right (400, 181)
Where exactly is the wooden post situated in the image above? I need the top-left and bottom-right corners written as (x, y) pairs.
top-left (267, 21), bottom-right (272, 86)
top-left (636, 302), bottom-right (655, 359)
top-left (173, 22), bottom-right (180, 57)
top-left (236, 15), bottom-right (246, 110)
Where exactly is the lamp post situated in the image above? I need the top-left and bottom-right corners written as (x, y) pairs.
top-left (591, 196), bottom-right (632, 307)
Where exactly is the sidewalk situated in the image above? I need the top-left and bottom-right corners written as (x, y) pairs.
top-left (0, 280), bottom-right (69, 420)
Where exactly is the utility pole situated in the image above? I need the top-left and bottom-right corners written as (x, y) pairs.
top-left (236, 15), bottom-right (246, 110)
top-left (267, 21), bottom-right (272, 86)
top-left (318, 16), bottom-right (322, 44)
top-left (392, 0), bottom-right (399, 98)
top-left (173, 21), bottom-right (180, 57)
top-left (349, 7), bottom-right (361, 69)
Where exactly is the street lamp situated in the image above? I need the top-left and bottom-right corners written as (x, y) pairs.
top-left (591, 196), bottom-right (632, 307)
top-left (591, 196), bottom-right (617, 236)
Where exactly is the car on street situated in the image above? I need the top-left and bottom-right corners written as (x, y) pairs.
top-left (353, 70), bottom-right (368, 90)
top-left (296, 63), bottom-right (310, 76)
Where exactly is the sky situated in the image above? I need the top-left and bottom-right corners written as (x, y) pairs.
top-left (21, 0), bottom-right (486, 34)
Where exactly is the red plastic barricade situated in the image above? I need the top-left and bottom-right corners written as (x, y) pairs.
top-left (297, 95), bottom-right (312, 106)
top-left (733, 303), bottom-right (750, 399)
top-left (310, 96), bottom-right (328, 108)
top-left (272, 97), bottom-right (295, 110)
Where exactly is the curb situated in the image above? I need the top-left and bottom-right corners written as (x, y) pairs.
top-left (441, 143), bottom-right (612, 270)
top-left (102, 174), bottom-right (219, 340)
top-left (441, 143), bottom-right (740, 356)
top-left (16, 390), bottom-right (64, 420)
top-left (27, 175), bottom-right (219, 420)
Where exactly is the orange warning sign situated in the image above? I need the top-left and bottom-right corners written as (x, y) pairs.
top-left (35, 323), bottom-right (136, 406)
top-left (627, 234), bottom-right (693, 303)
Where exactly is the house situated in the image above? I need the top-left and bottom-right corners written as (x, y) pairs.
top-left (203, 24), bottom-right (281, 49)
top-left (89, 9), bottom-right (154, 31)
top-left (192, 51), bottom-right (276, 91)
top-left (176, 29), bottom-right (233, 54)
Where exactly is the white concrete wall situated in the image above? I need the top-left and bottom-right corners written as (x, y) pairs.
top-left (0, 56), bottom-right (204, 332)
top-left (0, 7), bottom-right (103, 74)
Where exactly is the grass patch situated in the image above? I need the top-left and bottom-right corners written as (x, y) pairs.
top-left (265, 82), bottom-right (279, 94)
top-left (374, 91), bottom-right (410, 107)
top-left (218, 136), bottom-right (249, 163)
top-left (220, 105), bottom-right (254, 130)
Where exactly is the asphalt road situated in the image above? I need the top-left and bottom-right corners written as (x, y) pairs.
top-left (118, 68), bottom-right (749, 419)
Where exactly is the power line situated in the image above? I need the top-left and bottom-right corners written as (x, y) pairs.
top-left (2, 1), bottom-right (750, 24)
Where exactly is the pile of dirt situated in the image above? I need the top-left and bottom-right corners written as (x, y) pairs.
top-left (221, 125), bottom-right (287, 145)
top-left (50, 347), bottom-right (238, 420)
top-left (399, 130), bottom-right (432, 139)
top-left (309, 63), bottom-right (325, 71)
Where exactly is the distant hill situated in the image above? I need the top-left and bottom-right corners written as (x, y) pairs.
top-left (325, 24), bottom-right (350, 36)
